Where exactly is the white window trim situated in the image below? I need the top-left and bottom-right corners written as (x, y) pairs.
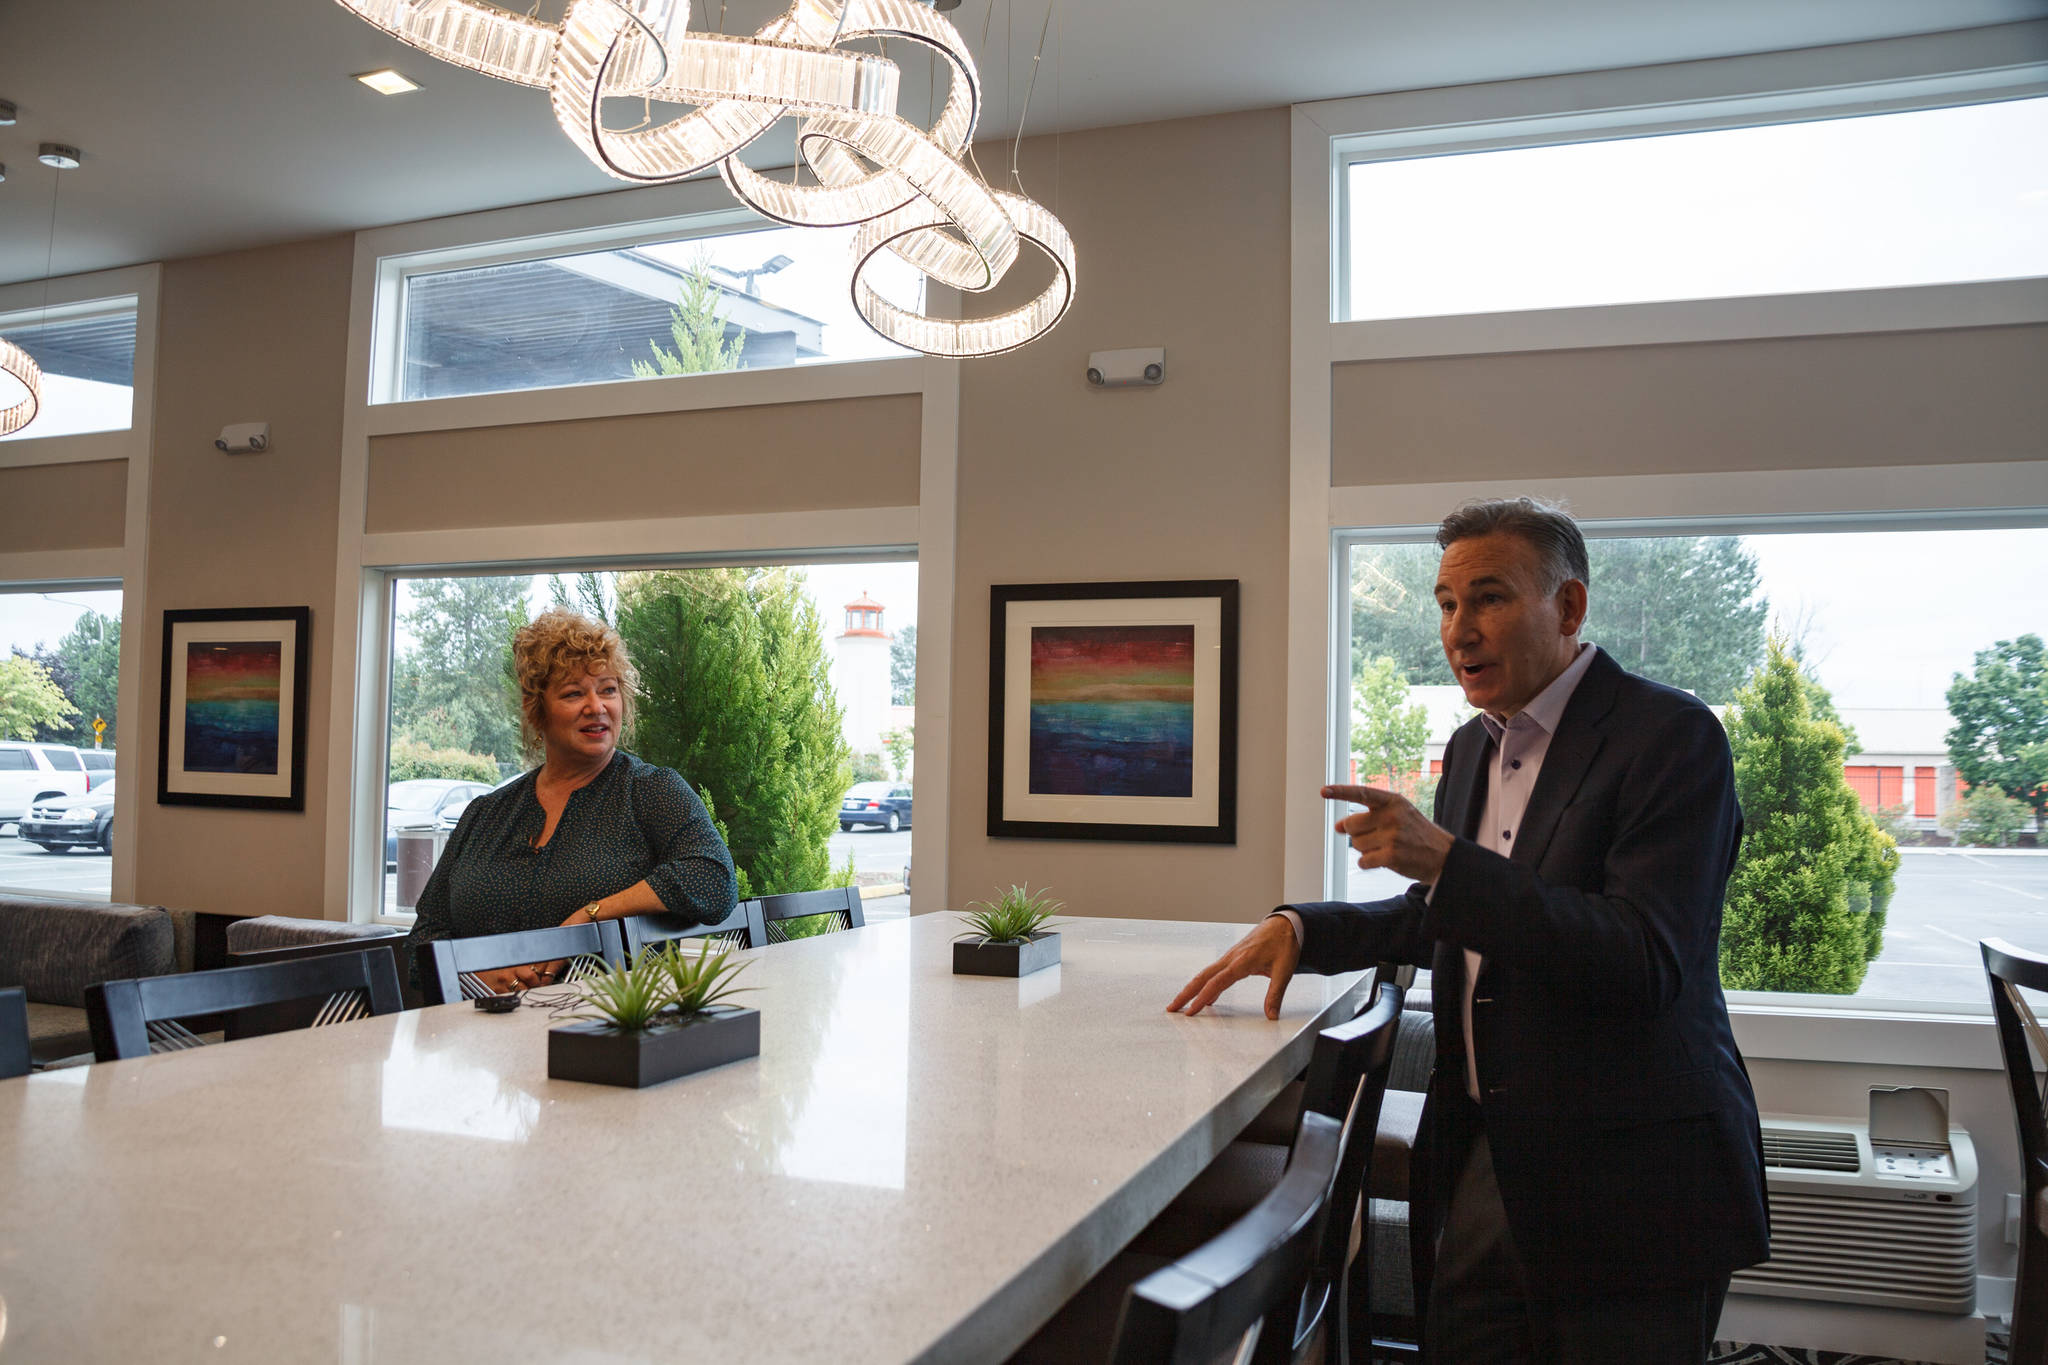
top-left (1310, 20), bottom-right (2048, 353)
top-left (1288, 24), bottom-right (2048, 1064)
top-left (0, 263), bottom-right (160, 904)
top-left (326, 192), bottom-right (958, 928)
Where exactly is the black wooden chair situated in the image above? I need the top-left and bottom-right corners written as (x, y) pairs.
top-left (1108, 1110), bottom-right (1347, 1365)
top-left (83, 948), bottom-right (403, 1062)
top-left (757, 886), bottom-right (865, 943)
top-left (416, 920), bottom-right (626, 1005)
top-left (1983, 937), bottom-right (2048, 1364)
top-left (227, 934), bottom-right (423, 1025)
top-left (0, 986), bottom-right (29, 1079)
top-left (620, 901), bottom-right (766, 958)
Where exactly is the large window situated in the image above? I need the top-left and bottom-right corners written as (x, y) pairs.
top-left (381, 220), bottom-right (922, 403)
top-left (1338, 523), bottom-right (2048, 1006)
top-left (379, 560), bottom-right (917, 924)
top-left (0, 299), bottom-right (138, 441)
top-left (0, 586), bottom-right (123, 899)
top-left (1342, 96), bottom-right (2048, 322)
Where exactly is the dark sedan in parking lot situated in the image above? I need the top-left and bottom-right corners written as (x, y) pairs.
top-left (19, 778), bottom-right (115, 854)
top-left (840, 782), bottom-right (912, 832)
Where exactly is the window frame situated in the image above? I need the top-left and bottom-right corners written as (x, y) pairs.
top-left (1330, 508), bottom-right (2048, 1020)
top-left (1288, 26), bottom-right (2048, 1066)
top-left (330, 188), bottom-right (959, 928)
top-left (0, 263), bottom-right (161, 905)
top-left (1321, 29), bottom-right (2048, 357)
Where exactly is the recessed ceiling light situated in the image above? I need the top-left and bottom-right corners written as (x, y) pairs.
top-left (0, 100), bottom-right (16, 126)
top-left (38, 144), bottom-right (81, 170)
top-left (354, 69), bottom-right (420, 95)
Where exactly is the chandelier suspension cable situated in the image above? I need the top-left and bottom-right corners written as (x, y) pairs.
top-left (1009, 0), bottom-right (1052, 195)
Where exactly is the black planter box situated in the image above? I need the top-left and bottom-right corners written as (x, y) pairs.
top-left (953, 932), bottom-right (1061, 978)
top-left (547, 1006), bottom-right (760, 1088)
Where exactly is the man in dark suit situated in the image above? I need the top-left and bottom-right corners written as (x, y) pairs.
top-left (1169, 498), bottom-right (1768, 1363)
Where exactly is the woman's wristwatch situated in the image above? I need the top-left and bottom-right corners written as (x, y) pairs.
top-left (580, 900), bottom-right (605, 923)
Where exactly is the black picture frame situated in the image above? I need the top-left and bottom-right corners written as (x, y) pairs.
top-left (157, 606), bottom-right (312, 811)
top-left (988, 580), bottom-right (1239, 844)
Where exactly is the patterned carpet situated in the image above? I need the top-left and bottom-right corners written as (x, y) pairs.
top-left (1706, 1330), bottom-right (2010, 1365)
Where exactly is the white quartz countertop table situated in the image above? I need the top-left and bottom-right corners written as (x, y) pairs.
top-left (0, 914), bottom-right (1365, 1364)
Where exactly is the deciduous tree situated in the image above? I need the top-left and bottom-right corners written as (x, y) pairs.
top-left (1350, 655), bottom-right (1431, 797)
top-left (0, 654), bottom-right (77, 741)
top-left (1350, 535), bottom-right (1769, 704)
top-left (1945, 633), bottom-right (2048, 824)
top-left (391, 575), bottom-right (531, 765)
top-left (891, 622), bottom-right (916, 706)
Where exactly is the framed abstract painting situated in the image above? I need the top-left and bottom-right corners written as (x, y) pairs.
top-left (988, 580), bottom-right (1239, 843)
top-left (157, 606), bottom-right (312, 811)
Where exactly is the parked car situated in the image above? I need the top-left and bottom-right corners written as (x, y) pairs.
top-left (386, 778), bottom-right (494, 868)
top-left (0, 741), bottom-right (91, 826)
top-left (19, 777), bottom-right (116, 855)
top-left (79, 749), bottom-right (115, 791)
top-left (434, 772), bottom-right (523, 832)
top-left (840, 782), bottom-right (912, 833)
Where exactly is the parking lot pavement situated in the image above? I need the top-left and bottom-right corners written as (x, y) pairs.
top-left (0, 831), bottom-right (113, 899)
top-left (1348, 846), bottom-right (2048, 1006)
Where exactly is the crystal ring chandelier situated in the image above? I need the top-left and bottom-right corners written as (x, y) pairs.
top-left (0, 335), bottom-right (42, 436)
top-left (336, 0), bottom-right (1074, 356)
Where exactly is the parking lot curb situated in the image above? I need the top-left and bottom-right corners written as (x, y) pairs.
top-left (859, 882), bottom-right (905, 900)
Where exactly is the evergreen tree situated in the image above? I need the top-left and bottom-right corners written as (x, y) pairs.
top-left (631, 253), bottom-right (747, 378)
top-left (1350, 654), bottom-right (1431, 797)
top-left (618, 567), bottom-right (850, 898)
top-left (1720, 640), bottom-right (1882, 993)
top-left (391, 575), bottom-right (531, 764)
top-left (1945, 633), bottom-right (2048, 824)
top-left (1351, 535), bottom-right (1769, 704)
top-left (890, 622), bottom-right (917, 705)
top-left (0, 654), bottom-right (76, 741)
top-left (52, 610), bottom-right (122, 749)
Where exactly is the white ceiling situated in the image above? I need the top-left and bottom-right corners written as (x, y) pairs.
top-left (1, 0), bottom-right (2043, 285)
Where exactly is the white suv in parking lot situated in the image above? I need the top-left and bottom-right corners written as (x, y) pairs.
top-left (0, 742), bottom-right (91, 825)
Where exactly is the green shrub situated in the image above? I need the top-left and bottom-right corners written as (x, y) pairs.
top-left (850, 750), bottom-right (890, 783)
top-left (389, 736), bottom-right (499, 783)
top-left (1941, 786), bottom-right (2030, 848)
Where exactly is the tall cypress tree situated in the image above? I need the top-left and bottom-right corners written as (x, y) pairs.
top-left (1720, 640), bottom-right (1881, 993)
top-left (618, 567), bottom-right (849, 899)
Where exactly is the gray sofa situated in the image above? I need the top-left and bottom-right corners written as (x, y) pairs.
top-left (0, 895), bottom-right (188, 1064)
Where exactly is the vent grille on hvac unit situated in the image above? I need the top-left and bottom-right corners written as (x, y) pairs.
top-left (1731, 1118), bottom-right (1978, 1316)
top-left (1762, 1128), bottom-right (1861, 1172)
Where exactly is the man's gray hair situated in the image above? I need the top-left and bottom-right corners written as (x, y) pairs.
top-left (1435, 497), bottom-right (1590, 593)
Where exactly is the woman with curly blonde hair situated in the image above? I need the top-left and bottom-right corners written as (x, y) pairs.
top-left (403, 607), bottom-right (737, 992)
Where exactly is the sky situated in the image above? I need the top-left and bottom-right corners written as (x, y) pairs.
top-left (1349, 97), bottom-right (2048, 320)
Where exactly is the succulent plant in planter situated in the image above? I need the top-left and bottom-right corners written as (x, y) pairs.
top-left (547, 943), bottom-right (761, 1088)
top-left (953, 884), bottom-right (1066, 978)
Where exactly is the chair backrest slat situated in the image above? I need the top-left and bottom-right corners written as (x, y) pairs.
top-left (0, 987), bottom-right (30, 1079)
top-left (1111, 1111), bottom-right (1345, 1365)
top-left (84, 947), bottom-right (404, 1062)
top-left (620, 902), bottom-right (765, 957)
top-left (756, 886), bottom-right (864, 942)
top-left (416, 920), bottom-right (625, 1005)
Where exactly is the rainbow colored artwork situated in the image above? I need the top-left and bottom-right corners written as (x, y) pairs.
top-left (1028, 625), bottom-right (1195, 797)
top-left (183, 641), bottom-right (283, 774)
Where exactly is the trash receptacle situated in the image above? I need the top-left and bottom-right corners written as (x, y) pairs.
top-left (395, 826), bottom-right (447, 909)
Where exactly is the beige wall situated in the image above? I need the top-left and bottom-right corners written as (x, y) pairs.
top-left (946, 109), bottom-right (1294, 923)
top-left (0, 459), bottom-right (127, 552)
top-left (133, 235), bottom-right (353, 919)
top-left (1332, 324), bottom-right (2048, 485)
top-left (366, 394), bottom-right (922, 532)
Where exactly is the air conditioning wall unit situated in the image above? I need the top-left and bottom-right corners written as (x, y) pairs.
top-left (1732, 1109), bottom-right (1978, 1315)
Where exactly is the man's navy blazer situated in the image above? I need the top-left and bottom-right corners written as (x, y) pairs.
top-left (1288, 647), bottom-right (1769, 1294)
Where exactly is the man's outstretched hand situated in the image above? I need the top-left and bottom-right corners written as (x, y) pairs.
top-left (1167, 914), bottom-right (1302, 1020)
top-left (1324, 784), bottom-right (1454, 883)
